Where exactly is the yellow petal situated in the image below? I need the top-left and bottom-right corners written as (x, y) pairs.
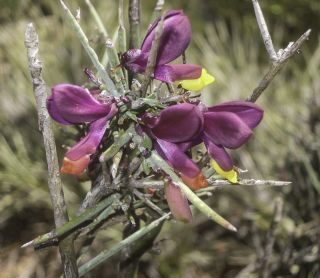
top-left (178, 68), bottom-right (215, 91)
top-left (211, 159), bottom-right (238, 184)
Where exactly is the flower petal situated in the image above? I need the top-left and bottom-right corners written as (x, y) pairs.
top-left (48, 84), bottom-right (112, 124)
top-left (180, 172), bottom-right (208, 191)
top-left (154, 64), bottom-right (201, 83)
top-left (211, 159), bottom-right (238, 183)
top-left (165, 181), bottom-right (192, 223)
top-left (142, 10), bottom-right (191, 65)
top-left (61, 155), bottom-right (90, 175)
top-left (66, 104), bottom-right (117, 161)
top-left (155, 139), bottom-right (207, 190)
top-left (178, 68), bottom-right (215, 91)
top-left (121, 49), bottom-right (148, 73)
top-left (151, 103), bottom-right (203, 143)
top-left (207, 101), bottom-right (263, 129)
top-left (204, 111), bottom-right (253, 149)
top-left (203, 135), bottom-right (233, 171)
top-left (155, 139), bottom-right (199, 177)
top-left (47, 95), bottom-right (73, 125)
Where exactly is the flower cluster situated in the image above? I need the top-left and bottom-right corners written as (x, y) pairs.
top-left (47, 10), bottom-right (264, 222)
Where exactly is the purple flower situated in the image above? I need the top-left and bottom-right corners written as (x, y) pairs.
top-left (201, 101), bottom-right (263, 172)
top-left (121, 10), bottom-right (201, 83)
top-left (145, 101), bottom-right (263, 184)
top-left (47, 84), bottom-right (117, 174)
top-left (143, 103), bottom-right (208, 191)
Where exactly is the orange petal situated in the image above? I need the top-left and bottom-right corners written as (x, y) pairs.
top-left (180, 172), bottom-right (208, 191)
top-left (60, 155), bottom-right (90, 175)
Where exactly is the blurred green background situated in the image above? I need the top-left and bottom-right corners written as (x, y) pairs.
top-left (0, 0), bottom-right (320, 277)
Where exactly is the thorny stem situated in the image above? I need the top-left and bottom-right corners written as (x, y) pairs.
top-left (118, 0), bottom-right (128, 82)
top-left (205, 179), bottom-right (292, 189)
top-left (151, 0), bottom-right (165, 23)
top-left (133, 189), bottom-right (166, 216)
top-left (148, 151), bottom-right (238, 232)
top-left (21, 194), bottom-right (121, 249)
top-left (105, 39), bottom-right (126, 94)
top-left (84, 0), bottom-right (126, 93)
top-left (100, 125), bottom-right (135, 163)
top-left (248, 0), bottom-right (311, 103)
top-left (248, 29), bottom-right (311, 103)
top-left (78, 213), bottom-right (171, 277)
top-left (252, 0), bottom-right (277, 61)
top-left (59, 0), bottom-right (119, 97)
top-left (24, 23), bottom-right (78, 277)
top-left (129, 0), bottom-right (141, 49)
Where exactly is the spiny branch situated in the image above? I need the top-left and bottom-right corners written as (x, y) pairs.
top-left (248, 0), bottom-right (311, 103)
top-left (24, 23), bottom-right (78, 278)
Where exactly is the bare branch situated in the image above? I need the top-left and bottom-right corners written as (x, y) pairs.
top-left (252, 0), bottom-right (277, 61)
top-left (206, 178), bottom-right (292, 188)
top-left (248, 0), bottom-right (311, 103)
top-left (24, 23), bottom-right (78, 278)
top-left (247, 29), bottom-right (310, 103)
top-left (129, 0), bottom-right (141, 49)
top-left (150, 0), bottom-right (165, 23)
top-left (133, 189), bottom-right (166, 216)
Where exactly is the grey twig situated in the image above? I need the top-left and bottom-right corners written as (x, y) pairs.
top-left (248, 29), bottom-right (311, 103)
top-left (129, 0), bottom-right (141, 49)
top-left (24, 23), bottom-right (78, 278)
top-left (78, 213), bottom-right (171, 277)
top-left (140, 14), bottom-right (165, 96)
top-left (133, 189), bottom-right (166, 216)
top-left (252, 0), bottom-right (277, 61)
top-left (259, 197), bottom-right (284, 278)
top-left (60, 0), bottom-right (118, 97)
top-left (205, 178), bottom-right (292, 189)
top-left (150, 0), bottom-right (165, 23)
top-left (248, 0), bottom-right (311, 103)
top-left (129, 179), bottom-right (164, 189)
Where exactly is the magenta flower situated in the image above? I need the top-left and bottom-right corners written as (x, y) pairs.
top-left (47, 84), bottom-right (117, 174)
top-left (144, 101), bottom-right (263, 186)
top-left (201, 101), bottom-right (263, 172)
top-left (143, 101), bottom-right (263, 221)
top-left (121, 10), bottom-right (201, 83)
top-left (142, 103), bottom-right (208, 191)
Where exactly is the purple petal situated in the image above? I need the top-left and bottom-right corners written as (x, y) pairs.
top-left (151, 103), bottom-right (203, 143)
top-left (154, 64), bottom-right (201, 83)
top-left (204, 111), bottom-right (253, 149)
top-left (47, 84), bottom-right (112, 124)
top-left (121, 49), bottom-right (148, 73)
top-left (155, 139), bottom-right (200, 178)
top-left (66, 104), bottom-right (117, 160)
top-left (203, 135), bottom-right (233, 171)
top-left (207, 101), bottom-right (264, 129)
top-left (142, 10), bottom-right (191, 65)
top-left (155, 139), bottom-right (208, 190)
top-left (165, 182), bottom-right (192, 223)
top-left (47, 95), bottom-right (73, 125)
